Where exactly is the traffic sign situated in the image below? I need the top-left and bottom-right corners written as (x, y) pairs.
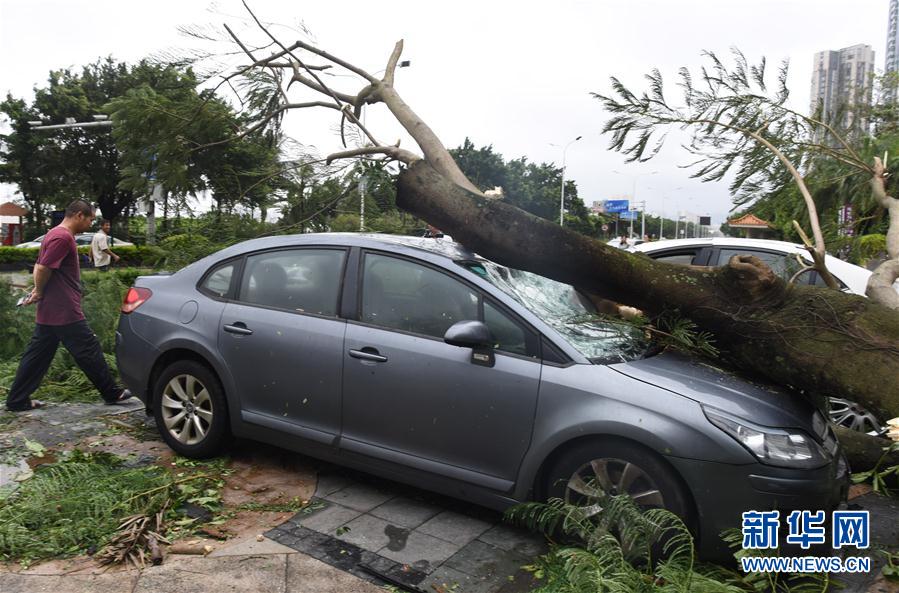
top-left (619, 211), bottom-right (638, 220)
top-left (604, 199), bottom-right (630, 213)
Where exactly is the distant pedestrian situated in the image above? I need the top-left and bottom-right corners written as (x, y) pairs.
top-left (5, 200), bottom-right (131, 412)
top-left (617, 234), bottom-right (631, 249)
top-left (90, 219), bottom-right (120, 272)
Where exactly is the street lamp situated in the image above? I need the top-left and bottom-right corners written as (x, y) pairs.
top-left (554, 136), bottom-right (582, 226)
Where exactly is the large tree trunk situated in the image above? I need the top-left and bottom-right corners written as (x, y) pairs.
top-left (397, 161), bottom-right (899, 426)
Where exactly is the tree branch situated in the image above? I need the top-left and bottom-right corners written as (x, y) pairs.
top-left (383, 41), bottom-right (403, 86)
top-left (325, 145), bottom-right (420, 166)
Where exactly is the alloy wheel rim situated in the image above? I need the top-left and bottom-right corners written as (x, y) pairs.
top-left (161, 374), bottom-right (213, 445)
top-left (828, 397), bottom-right (885, 436)
top-left (564, 457), bottom-right (665, 518)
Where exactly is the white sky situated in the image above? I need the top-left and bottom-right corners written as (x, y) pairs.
top-left (0, 0), bottom-right (891, 228)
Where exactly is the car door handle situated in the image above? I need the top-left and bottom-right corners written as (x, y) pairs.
top-left (349, 348), bottom-right (387, 363)
top-left (223, 322), bottom-right (253, 336)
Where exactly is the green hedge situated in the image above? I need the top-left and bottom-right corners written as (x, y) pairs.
top-left (0, 245), bottom-right (165, 267)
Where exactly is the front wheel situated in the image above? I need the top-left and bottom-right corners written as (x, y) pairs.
top-left (153, 360), bottom-right (230, 458)
top-left (544, 439), bottom-right (693, 525)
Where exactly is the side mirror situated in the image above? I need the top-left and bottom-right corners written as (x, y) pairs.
top-left (444, 320), bottom-right (494, 348)
top-left (444, 320), bottom-right (496, 368)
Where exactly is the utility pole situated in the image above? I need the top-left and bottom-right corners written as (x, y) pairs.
top-left (359, 175), bottom-right (367, 232)
top-left (554, 136), bottom-right (582, 226)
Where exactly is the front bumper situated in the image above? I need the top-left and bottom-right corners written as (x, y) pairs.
top-left (668, 453), bottom-right (848, 561)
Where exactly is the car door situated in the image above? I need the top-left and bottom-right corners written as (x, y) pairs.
top-left (218, 247), bottom-right (347, 445)
top-left (340, 251), bottom-right (541, 488)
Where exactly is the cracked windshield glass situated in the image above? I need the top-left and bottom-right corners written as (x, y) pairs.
top-left (463, 260), bottom-right (646, 362)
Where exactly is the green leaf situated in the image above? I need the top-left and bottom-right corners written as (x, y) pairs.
top-left (24, 438), bottom-right (45, 458)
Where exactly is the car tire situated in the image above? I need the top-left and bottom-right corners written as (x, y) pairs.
top-left (153, 360), bottom-right (230, 458)
top-left (544, 439), bottom-right (694, 527)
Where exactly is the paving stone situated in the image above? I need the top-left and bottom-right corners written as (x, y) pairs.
top-left (286, 552), bottom-right (384, 593)
top-left (314, 472), bottom-right (355, 496)
top-left (417, 510), bottom-right (494, 545)
top-left (0, 572), bottom-right (139, 593)
top-left (320, 482), bottom-right (395, 512)
top-left (209, 534), bottom-right (298, 557)
top-left (444, 540), bottom-right (529, 581)
top-left (335, 513), bottom-right (395, 553)
top-left (281, 527), bottom-right (334, 556)
top-left (134, 554), bottom-right (287, 593)
top-left (478, 523), bottom-right (548, 557)
top-left (369, 496), bottom-right (442, 529)
top-left (297, 503), bottom-right (362, 534)
top-left (422, 565), bottom-right (498, 593)
top-left (357, 555), bottom-right (428, 589)
top-left (377, 529), bottom-right (463, 573)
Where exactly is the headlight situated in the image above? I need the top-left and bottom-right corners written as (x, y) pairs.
top-left (703, 407), bottom-right (830, 469)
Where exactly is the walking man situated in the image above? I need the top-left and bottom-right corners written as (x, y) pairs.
top-left (5, 200), bottom-right (131, 411)
top-left (90, 219), bottom-right (120, 271)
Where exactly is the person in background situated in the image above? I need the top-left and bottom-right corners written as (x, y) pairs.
top-left (617, 234), bottom-right (631, 249)
top-left (4, 200), bottom-right (131, 412)
top-left (90, 219), bottom-right (120, 272)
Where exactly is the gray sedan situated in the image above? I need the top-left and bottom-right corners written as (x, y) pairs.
top-left (115, 233), bottom-right (847, 558)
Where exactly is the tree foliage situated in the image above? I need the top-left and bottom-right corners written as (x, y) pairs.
top-left (450, 138), bottom-right (597, 235)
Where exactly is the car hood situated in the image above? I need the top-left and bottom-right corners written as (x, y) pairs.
top-left (609, 351), bottom-right (817, 431)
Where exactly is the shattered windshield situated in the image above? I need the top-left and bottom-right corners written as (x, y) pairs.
top-left (462, 260), bottom-right (647, 363)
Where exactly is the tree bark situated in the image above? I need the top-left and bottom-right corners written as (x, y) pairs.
top-left (397, 161), bottom-right (899, 424)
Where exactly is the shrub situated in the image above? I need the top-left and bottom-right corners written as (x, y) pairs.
top-left (0, 245), bottom-right (165, 268)
top-left (158, 234), bottom-right (221, 269)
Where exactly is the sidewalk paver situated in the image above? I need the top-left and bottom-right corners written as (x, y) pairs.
top-left (209, 535), bottom-right (298, 557)
top-left (285, 553), bottom-right (386, 593)
top-left (134, 554), bottom-right (287, 593)
top-left (0, 571), bottom-right (140, 593)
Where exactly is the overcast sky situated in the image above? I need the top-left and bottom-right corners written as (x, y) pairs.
top-left (0, 0), bottom-right (891, 228)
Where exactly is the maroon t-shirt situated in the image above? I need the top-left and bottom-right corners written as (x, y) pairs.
top-left (35, 226), bottom-right (84, 326)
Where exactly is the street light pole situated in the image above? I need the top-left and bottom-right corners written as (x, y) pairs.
top-left (559, 136), bottom-right (582, 226)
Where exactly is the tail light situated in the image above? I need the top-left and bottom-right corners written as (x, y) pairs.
top-left (122, 287), bottom-right (152, 314)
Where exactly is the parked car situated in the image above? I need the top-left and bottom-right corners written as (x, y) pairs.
top-left (632, 237), bottom-right (874, 295)
top-left (16, 232), bottom-right (134, 249)
top-left (116, 233), bottom-right (847, 558)
top-left (634, 237), bottom-right (888, 435)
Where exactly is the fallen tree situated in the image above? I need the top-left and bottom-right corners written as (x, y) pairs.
top-left (206, 4), bottom-right (898, 463)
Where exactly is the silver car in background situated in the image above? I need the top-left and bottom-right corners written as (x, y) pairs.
top-left (116, 234), bottom-right (847, 558)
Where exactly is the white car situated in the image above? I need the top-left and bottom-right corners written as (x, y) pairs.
top-left (633, 237), bottom-right (874, 296)
top-left (16, 233), bottom-right (134, 249)
top-left (633, 237), bottom-right (888, 435)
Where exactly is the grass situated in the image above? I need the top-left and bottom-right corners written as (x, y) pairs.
top-left (0, 451), bottom-right (175, 563)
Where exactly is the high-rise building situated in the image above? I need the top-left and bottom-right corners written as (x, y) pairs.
top-left (885, 0), bottom-right (898, 102)
top-left (809, 44), bottom-right (875, 133)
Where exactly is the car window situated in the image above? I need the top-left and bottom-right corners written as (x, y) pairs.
top-left (649, 249), bottom-right (700, 265)
top-left (362, 253), bottom-right (478, 339)
top-left (484, 300), bottom-right (535, 356)
top-left (201, 262), bottom-right (235, 298)
top-left (716, 248), bottom-right (809, 284)
top-left (239, 249), bottom-right (343, 315)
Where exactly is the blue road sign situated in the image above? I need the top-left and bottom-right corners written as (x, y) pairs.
top-left (619, 211), bottom-right (638, 220)
top-left (604, 199), bottom-right (630, 213)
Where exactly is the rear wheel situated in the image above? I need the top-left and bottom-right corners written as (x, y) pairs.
top-left (545, 440), bottom-right (693, 525)
top-left (153, 360), bottom-right (229, 458)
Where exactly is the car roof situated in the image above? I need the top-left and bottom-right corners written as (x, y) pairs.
top-left (207, 232), bottom-right (479, 262)
top-left (633, 237), bottom-right (812, 254)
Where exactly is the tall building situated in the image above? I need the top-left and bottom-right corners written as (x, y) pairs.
top-left (809, 44), bottom-right (875, 133)
top-left (885, 0), bottom-right (898, 102)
